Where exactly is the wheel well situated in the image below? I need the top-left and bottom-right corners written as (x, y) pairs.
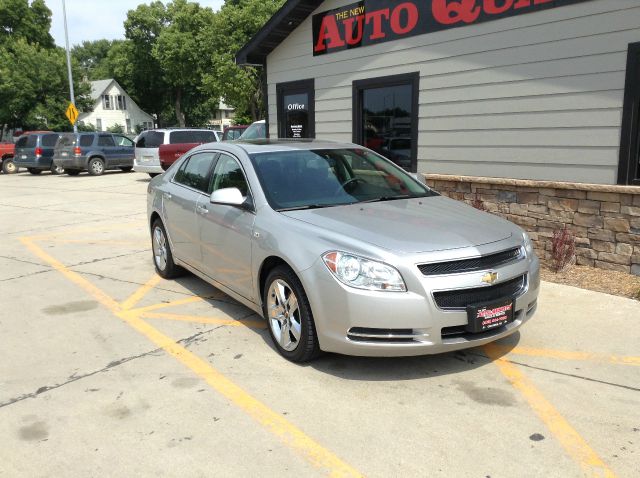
top-left (258, 256), bottom-right (290, 301)
top-left (150, 212), bottom-right (161, 232)
top-left (88, 155), bottom-right (105, 162)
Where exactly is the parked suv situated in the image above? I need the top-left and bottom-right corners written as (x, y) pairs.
top-left (14, 132), bottom-right (62, 175)
top-left (134, 129), bottom-right (219, 177)
top-left (222, 125), bottom-right (248, 141)
top-left (53, 132), bottom-right (135, 176)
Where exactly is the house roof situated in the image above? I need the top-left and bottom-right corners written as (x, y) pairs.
top-left (89, 79), bottom-right (116, 100)
top-left (236, 0), bottom-right (322, 65)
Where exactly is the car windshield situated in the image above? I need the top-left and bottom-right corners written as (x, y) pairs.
top-left (250, 148), bottom-right (437, 211)
top-left (239, 122), bottom-right (266, 140)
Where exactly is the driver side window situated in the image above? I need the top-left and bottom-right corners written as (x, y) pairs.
top-left (209, 154), bottom-right (249, 197)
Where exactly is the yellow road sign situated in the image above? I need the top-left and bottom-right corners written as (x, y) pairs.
top-left (65, 103), bottom-right (79, 125)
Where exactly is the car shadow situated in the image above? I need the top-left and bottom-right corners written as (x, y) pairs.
top-left (168, 272), bottom-right (521, 381)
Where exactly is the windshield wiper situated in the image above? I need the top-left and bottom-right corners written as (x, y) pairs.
top-left (361, 195), bottom-right (412, 203)
top-left (277, 202), bottom-right (354, 212)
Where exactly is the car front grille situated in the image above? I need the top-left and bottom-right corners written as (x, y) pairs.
top-left (432, 274), bottom-right (526, 310)
top-left (418, 247), bottom-right (522, 276)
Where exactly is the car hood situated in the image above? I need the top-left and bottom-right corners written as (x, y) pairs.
top-left (281, 196), bottom-right (515, 254)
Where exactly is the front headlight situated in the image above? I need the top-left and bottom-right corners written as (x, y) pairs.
top-left (522, 231), bottom-right (534, 257)
top-left (322, 251), bottom-right (407, 292)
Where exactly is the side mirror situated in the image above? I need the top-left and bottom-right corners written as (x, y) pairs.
top-left (210, 187), bottom-right (245, 206)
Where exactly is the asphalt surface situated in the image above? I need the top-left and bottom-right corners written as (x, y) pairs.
top-left (0, 170), bottom-right (638, 478)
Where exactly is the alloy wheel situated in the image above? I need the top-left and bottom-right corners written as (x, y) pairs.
top-left (152, 226), bottom-right (168, 271)
top-left (267, 279), bottom-right (301, 352)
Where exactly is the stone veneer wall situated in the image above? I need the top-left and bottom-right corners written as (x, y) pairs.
top-left (424, 174), bottom-right (640, 276)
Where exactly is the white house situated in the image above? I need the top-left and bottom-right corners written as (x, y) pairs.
top-left (78, 79), bottom-right (154, 133)
top-left (207, 98), bottom-right (236, 132)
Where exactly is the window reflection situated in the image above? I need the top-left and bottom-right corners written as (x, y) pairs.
top-left (360, 83), bottom-right (413, 170)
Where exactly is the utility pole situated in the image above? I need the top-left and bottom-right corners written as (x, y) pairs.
top-left (62, 0), bottom-right (77, 133)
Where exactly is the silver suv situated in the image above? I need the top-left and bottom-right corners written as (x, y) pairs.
top-left (134, 128), bottom-right (220, 177)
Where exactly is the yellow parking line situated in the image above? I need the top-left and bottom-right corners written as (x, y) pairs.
top-left (142, 311), bottom-right (267, 329)
top-left (121, 274), bottom-right (162, 311)
top-left (46, 239), bottom-right (149, 246)
top-left (497, 345), bottom-right (640, 367)
top-left (21, 236), bottom-right (362, 477)
top-left (484, 343), bottom-right (616, 478)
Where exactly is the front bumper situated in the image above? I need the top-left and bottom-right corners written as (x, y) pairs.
top-left (300, 250), bottom-right (540, 357)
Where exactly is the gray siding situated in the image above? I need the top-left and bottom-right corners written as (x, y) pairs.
top-left (266, 0), bottom-right (640, 184)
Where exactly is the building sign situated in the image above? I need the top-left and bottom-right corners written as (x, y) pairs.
top-left (313, 0), bottom-right (591, 56)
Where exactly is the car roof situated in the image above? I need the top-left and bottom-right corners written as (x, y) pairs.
top-left (193, 138), bottom-right (360, 155)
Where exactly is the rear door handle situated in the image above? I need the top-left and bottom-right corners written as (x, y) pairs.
top-left (196, 204), bottom-right (208, 214)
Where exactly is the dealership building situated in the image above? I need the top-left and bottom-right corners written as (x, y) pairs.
top-left (237, 0), bottom-right (640, 274)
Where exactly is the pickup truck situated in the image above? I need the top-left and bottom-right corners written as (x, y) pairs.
top-left (159, 143), bottom-right (202, 171)
top-left (0, 142), bottom-right (16, 174)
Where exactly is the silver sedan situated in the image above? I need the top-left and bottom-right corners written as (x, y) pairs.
top-left (147, 140), bottom-right (540, 362)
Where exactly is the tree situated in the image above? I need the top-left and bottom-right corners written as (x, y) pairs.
top-left (0, 0), bottom-right (55, 48)
top-left (0, 1), bottom-right (91, 131)
top-left (72, 39), bottom-right (121, 81)
top-left (200, 0), bottom-right (285, 121)
top-left (107, 123), bottom-right (124, 133)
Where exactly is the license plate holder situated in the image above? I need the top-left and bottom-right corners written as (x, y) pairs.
top-left (466, 298), bottom-right (515, 333)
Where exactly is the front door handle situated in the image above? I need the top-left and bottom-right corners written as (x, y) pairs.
top-left (163, 192), bottom-right (172, 200)
top-left (196, 204), bottom-right (208, 214)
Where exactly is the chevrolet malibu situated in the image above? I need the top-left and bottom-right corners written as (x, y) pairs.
top-left (147, 140), bottom-right (539, 362)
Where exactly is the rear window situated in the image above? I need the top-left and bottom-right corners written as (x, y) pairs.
top-left (57, 135), bottom-right (76, 147)
top-left (136, 131), bottom-right (164, 148)
top-left (169, 130), bottom-right (217, 144)
top-left (80, 135), bottom-right (94, 147)
top-left (15, 136), bottom-right (28, 148)
top-left (42, 134), bottom-right (59, 147)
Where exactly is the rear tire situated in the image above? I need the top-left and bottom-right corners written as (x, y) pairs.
top-left (65, 169), bottom-right (81, 176)
top-left (151, 219), bottom-right (184, 279)
top-left (149, 173), bottom-right (159, 178)
top-left (120, 166), bottom-right (133, 172)
top-left (263, 266), bottom-right (321, 362)
top-left (2, 158), bottom-right (17, 174)
top-left (88, 157), bottom-right (105, 176)
top-left (28, 168), bottom-right (42, 175)
top-left (50, 163), bottom-right (65, 175)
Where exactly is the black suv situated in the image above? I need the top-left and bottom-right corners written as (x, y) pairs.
top-left (53, 133), bottom-right (135, 176)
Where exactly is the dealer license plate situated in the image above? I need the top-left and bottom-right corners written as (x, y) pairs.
top-left (61, 152), bottom-right (68, 157)
top-left (466, 298), bottom-right (514, 333)
top-left (21, 154), bottom-right (27, 159)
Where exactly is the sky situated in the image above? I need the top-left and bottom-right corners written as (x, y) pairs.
top-left (45, 0), bottom-right (225, 47)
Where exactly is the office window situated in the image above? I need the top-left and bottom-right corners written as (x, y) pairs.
top-left (353, 73), bottom-right (419, 172)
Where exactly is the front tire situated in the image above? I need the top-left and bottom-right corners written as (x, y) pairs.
top-left (2, 158), bottom-right (17, 174)
top-left (88, 157), bottom-right (105, 176)
top-left (65, 169), bottom-right (81, 176)
top-left (28, 168), bottom-right (42, 175)
top-left (120, 166), bottom-right (133, 172)
top-left (149, 173), bottom-right (159, 178)
top-left (151, 220), bottom-right (183, 279)
top-left (263, 266), bottom-right (321, 362)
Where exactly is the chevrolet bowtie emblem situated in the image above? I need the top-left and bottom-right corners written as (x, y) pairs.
top-left (481, 272), bottom-right (498, 285)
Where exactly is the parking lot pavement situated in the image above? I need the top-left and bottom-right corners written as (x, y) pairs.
top-left (1, 171), bottom-right (638, 477)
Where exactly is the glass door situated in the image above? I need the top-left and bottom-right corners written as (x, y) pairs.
top-left (277, 79), bottom-right (315, 139)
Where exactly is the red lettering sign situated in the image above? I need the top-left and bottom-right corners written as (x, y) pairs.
top-left (313, 0), bottom-right (590, 56)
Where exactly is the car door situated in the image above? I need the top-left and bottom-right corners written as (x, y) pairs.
top-left (97, 134), bottom-right (117, 166)
top-left (164, 151), bottom-right (217, 268)
top-left (113, 135), bottom-right (134, 166)
top-left (197, 152), bottom-right (256, 300)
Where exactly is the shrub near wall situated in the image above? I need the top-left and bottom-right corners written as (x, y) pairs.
top-left (424, 174), bottom-right (640, 276)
